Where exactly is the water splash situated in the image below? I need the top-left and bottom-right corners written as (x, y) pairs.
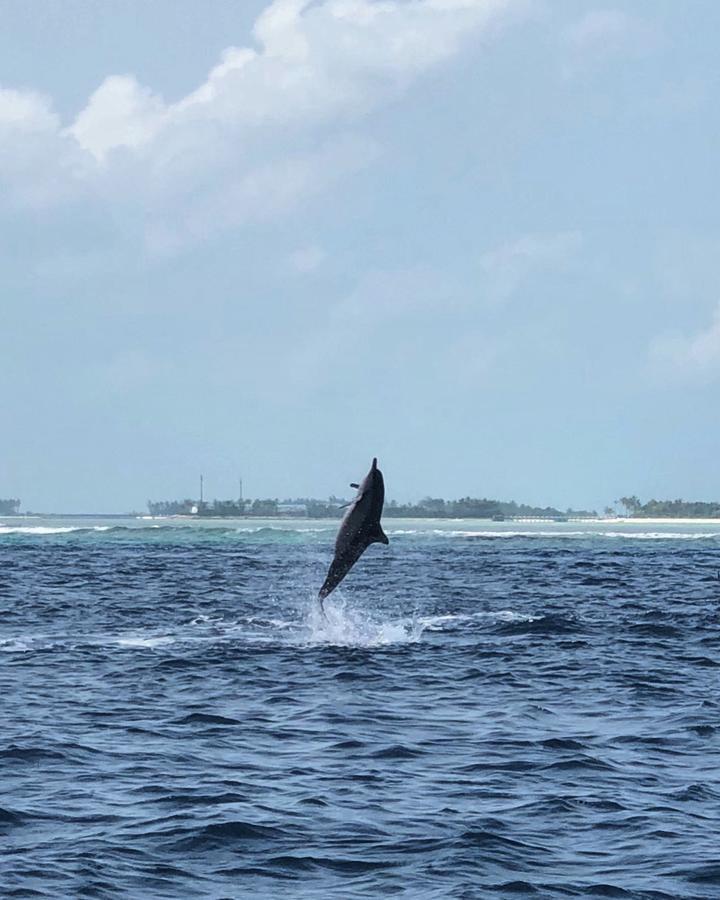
top-left (299, 596), bottom-right (426, 647)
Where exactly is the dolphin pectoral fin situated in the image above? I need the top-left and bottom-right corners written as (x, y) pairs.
top-left (367, 524), bottom-right (389, 546)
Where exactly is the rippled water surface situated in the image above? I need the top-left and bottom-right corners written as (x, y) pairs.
top-left (2, 517), bottom-right (719, 898)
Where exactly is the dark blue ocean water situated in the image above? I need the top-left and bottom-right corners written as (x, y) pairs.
top-left (1, 517), bottom-right (719, 899)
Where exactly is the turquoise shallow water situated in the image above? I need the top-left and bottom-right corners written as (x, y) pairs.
top-left (1, 517), bottom-right (719, 898)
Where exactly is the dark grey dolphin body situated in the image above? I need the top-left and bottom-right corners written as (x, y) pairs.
top-left (319, 458), bottom-right (389, 606)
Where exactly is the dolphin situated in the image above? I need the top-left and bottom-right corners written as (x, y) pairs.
top-left (319, 457), bottom-right (389, 607)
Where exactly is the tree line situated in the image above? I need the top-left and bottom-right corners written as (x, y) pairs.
top-left (614, 496), bottom-right (720, 518)
top-left (147, 496), bottom-right (597, 518)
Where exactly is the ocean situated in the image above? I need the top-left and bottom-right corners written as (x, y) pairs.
top-left (1, 517), bottom-right (719, 899)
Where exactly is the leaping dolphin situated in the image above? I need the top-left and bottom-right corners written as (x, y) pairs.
top-left (319, 457), bottom-right (389, 608)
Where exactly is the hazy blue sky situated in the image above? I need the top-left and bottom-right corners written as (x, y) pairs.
top-left (2, 0), bottom-right (719, 513)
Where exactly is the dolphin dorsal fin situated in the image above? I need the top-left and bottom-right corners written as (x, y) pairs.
top-left (367, 523), bottom-right (389, 546)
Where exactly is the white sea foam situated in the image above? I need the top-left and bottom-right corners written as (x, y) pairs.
top-left (431, 529), bottom-right (581, 538)
top-left (233, 526), bottom-right (332, 534)
top-left (0, 526), bottom-right (81, 535)
top-left (430, 528), bottom-right (719, 540)
top-left (601, 531), bottom-right (720, 540)
top-left (1, 603), bottom-right (539, 657)
top-left (0, 525), bottom-right (113, 535)
top-left (415, 609), bottom-right (539, 630)
top-left (297, 605), bottom-right (541, 644)
top-left (115, 635), bottom-right (176, 649)
top-left (418, 613), bottom-right (471, 627)
top-left (3, 521), bottom-right (716, 540)
top-left (0, 637), bottom-right (33, 653)
top-left (492, 610), bottom-right (539, 623)
top-left (301, 597), bottom-right (426, 647)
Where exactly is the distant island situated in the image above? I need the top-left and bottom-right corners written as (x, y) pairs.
top-left (147, 496), bottom-right (598, 519)
top-left (146, 494), bottom-right (720, 520)
top-left (614, 496), bottom-right (720, 518)
top-left (4, 495), bottom-right (720, 520)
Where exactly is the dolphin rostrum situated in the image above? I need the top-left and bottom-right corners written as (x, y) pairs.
top-left (319, 457), bottom-right (389, 607)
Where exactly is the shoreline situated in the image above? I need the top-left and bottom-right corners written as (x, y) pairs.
top-left (599, 517), bottom-right (720, 525)
top-left (4, 514), bottom-right (720, 525)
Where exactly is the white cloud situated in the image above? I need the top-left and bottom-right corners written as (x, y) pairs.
top-left (0, 88), bottom-right (87, 210)
top-left (0, 88), bottom-right (58, 131)
top-left (71, 75), bottom-right (166, 161)
top-left (84, 0), bottom-right (521, 148)
top-left (1, 0), bottom-right (526, 250)
top-left (649, 303), bottom-right (720, 382)
top-left (478, 231), bottom-right (582, 304)
top-left (143, 134), bottom-right (378, 255)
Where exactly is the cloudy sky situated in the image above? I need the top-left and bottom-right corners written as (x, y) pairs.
top-left (2, 0), bottom-right (719, 513)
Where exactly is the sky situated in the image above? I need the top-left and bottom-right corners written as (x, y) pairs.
top-left (1, 0), bottom-right (720, 513)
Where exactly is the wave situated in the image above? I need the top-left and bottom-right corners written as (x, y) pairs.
top-left (0, 637), bottom-right (34, 653)
top-left (602, 531), bottom-right (720, 540)
top-left (0, 604), bottom-right (545, 658)
top-left (369, 744), bottom-right (424, 760)
top-left (436, 529), bottom-right (720, 540)
top-left (3, 521), bottom-right (718, 542)
top-left (0, 806), bottom-right (23, 825)
top-left (0, 523), bottom-right (201, 536)
top-left (0, 745), bottom-right (67, 762)
top-left (168, 820), bottom-right (286, 851)
top-left (235, 525), bottom-right (332, 534)
top-left (114, 635), bottom-right (177, 649)
top-left (438, 529), bottom-right (589, 538)
top-left (416, 610), bottom-right (538, 632)
top-left (171, 713), bottom-right (241, 726)
top-left (0, 522), bottom-right (333, 538)
top-left (494, 612), bottom-right (578, 636)
top-left (0, 525), bottom-right (112, 535)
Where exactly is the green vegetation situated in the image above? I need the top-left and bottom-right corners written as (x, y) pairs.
top-left (147, 499), bottom-right (199, 515)
top-left (384, 498), bottom-right (596, 519)
top-left (12, 494), bottom-right (720, 520)
top-left (147, 496), bottom-right (596, 519)
top-left (615, 496), bottom-right (720, 518)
